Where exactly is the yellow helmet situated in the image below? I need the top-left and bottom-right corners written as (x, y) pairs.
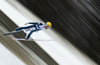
top-left (46, 22), bottom-right (52, 27)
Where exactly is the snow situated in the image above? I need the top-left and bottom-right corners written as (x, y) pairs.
top-left (0, 43), bottom-right (25, 65)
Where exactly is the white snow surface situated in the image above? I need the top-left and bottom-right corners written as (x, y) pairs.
top-left (0, 43), bottom-right (25, 65)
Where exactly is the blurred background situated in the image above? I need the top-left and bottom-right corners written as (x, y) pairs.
top-left (0, 0), bottom-right (100, 65)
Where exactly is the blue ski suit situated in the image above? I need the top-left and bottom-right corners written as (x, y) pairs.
top-left (14, 22), bottom-right (46, 39)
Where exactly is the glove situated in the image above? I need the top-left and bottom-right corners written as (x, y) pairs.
top-left (25, 22), bottom-right (29, 25)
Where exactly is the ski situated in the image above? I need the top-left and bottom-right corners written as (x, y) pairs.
top-left (12, 38), bottom-right (54, 41)
top-left (3, 31), bottom-right (23, 35)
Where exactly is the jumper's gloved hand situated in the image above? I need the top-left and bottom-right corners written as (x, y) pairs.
top-left (25, 22), bottom-right (29, 25)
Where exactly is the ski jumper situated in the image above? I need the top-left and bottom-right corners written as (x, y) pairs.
top-left (14, 22), bottom-right (46, 39)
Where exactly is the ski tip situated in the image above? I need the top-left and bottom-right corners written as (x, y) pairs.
top-left (12, 38), bottom-right (16, 40)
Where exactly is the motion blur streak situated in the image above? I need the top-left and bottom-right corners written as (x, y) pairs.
top-left (19, 0), bottom-right (100, 64)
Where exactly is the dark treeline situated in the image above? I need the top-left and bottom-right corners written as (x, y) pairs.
top-left (19, 0), bottom-right (100, 64)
